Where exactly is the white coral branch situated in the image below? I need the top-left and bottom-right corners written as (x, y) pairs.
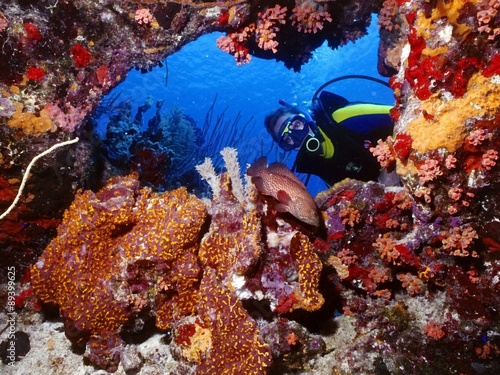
top-left (220, 147), bottom-right (245, 204)
top-left (195, 157), bottom-right (221, 199)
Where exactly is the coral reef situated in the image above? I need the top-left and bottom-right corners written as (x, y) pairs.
top-left (0, 0), bottom-right (380, 278)
top-left (317, 178), bottom-right (499, 373)
top-left (22, 152), bottom-right (499, 373)
top-left (215, 0), bottom-right (381, 71)
top-left (100, 98), bottom-right (204, 190)
top-left (95, 95), bottom-right (261, 193)
top-left (23, 148), bottom-right (333, 372)
top-left (377, 0), bottom-right (500, 255)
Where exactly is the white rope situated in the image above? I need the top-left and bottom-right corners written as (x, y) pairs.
top-left (0, 137), bottom-right (79, 220)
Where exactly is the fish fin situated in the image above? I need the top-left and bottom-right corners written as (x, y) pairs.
top-left (277, 190), bottom-right (292, 204)
top-left (275, 203), bottom-right (289, 213)
top-left (303, 216), bottom-right (320, 227)
top-left (267, 162), bottom-right (290, 175)
top-left (247, 156), bottom-right (267, 177)
top-left (251, 176), bottom-right (266, 192)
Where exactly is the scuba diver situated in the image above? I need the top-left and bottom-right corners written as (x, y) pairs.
top-left (264, 76), bottom-right (397, 187)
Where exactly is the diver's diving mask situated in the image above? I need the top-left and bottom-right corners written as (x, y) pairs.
top-left (276, 114), bottom-right (322, 153)
top-left (276, 114), bottom-right (311, 151)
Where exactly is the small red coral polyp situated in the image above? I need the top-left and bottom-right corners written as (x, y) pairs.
top-left (71, 44), bottom-right (92, 68)
top-left (406, 12), bottom-right (426, 67)
top-left (274, 293), bottom-right (298, 314)
top-left (406, 56), bottom-right (444, 100)
top-left (390, 106), bottom-right (401, 122)
top-left (395, 244), bottom-right (419, 267)
top-left (373, 192), bottom-right (396, 212)
top-left (218, 9), bottom-right (229, 25)
top-left (27, 66), bottom-right (45, 82)
top-left (393, 133), bottom-right (413, 160)
top-left (483, 54), bottom-right (500, 77)
top-left (313, 238), bottom-right (331, 253)
top-left (373, 213), bottom-right (391, 227)
top-left (14, 288), bottom-right (33, 308)
top-left (24, 23), bottom-right (42, 41)
top-left (175, 323), bottom-right (197, 346)
top-left (95, 65), bottom-right (110, 85)
top-left (450, 57), bottom-right (482, 97)
top-left (327, 231), bottom-right (344, 241)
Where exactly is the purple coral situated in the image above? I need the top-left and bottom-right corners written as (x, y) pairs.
top-left (0, 97), bottom-right (15, 117)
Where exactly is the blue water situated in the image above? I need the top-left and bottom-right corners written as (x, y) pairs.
top-left (97, 14), bottom-right (394, 196)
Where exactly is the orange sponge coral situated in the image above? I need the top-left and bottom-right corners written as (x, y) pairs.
top-left (197, 148), bottom-right (263, 281)
top-left (7, 102), bottom-right (56, 136)
top-left (197, 268), bottom-right (272, 374)
top-left (290, 232), bottom-right (325, 311)
top-left (199, 174), bottom-right (263, 281)
top-left (31, 174), bottom-right (207, 371)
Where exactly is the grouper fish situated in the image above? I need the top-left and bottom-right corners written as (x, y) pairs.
top-left (247, 157), bottom-right (320, 227)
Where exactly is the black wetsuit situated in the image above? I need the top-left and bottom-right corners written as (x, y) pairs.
top-left (294, 91), bottom-right (394, 186)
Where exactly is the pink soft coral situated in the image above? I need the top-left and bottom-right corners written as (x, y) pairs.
top-left (477, 0), bottom-right (500, 40)
top-left (482, 149), bottom-right (498, 170)
top-left (135, 8), bottom-right (153, 25)
top-left (466, 128), bottom-right (489, 146)
top-left (291, 3), bottom-right (332, 34)
top-left (445, 154), bottom-right (457, 169)
top-left (448, 187), bottom-right (463, 201)
top-left (373, 236), bottom-right (401, 265)
top-left (418, 159), bottom-right (443, 184)
top-left (216, 34), bottom-right (252, 65)
top-left (256, 5), bottom-right (287, 53)
top-left (217, 5), bottom-right (287, 63)
top-left (370, 138), bottom-right (395, 169)
top-left (442, 226), bottom-right (479, 257)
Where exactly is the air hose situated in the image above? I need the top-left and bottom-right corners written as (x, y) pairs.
top-left (311, 74), bottom-right (391, 103)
